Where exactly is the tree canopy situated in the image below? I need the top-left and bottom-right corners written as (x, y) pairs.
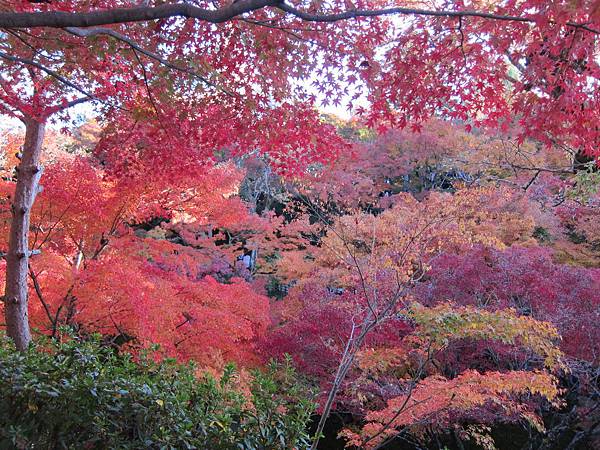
top-left (1, 1), bottom-right (600, 449)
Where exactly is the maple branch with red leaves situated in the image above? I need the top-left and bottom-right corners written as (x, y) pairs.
top-left (63, 26), bottom-right (230, 94)
top-left (0, 51), bottom-right (93, 104)
top-left (0, 50), bottom-right (125, 114)
top-left (0, 1), bottom-right (597, 34)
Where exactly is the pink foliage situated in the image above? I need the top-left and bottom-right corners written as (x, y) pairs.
top-left (415, 245), bottom-right (600, 363)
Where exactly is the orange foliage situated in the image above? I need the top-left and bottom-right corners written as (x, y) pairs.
top-left (73, 240), bottom-right (270, 367)
top-left (280, 185), bottom-right (535, 294)
top-left (342, 370), bottom-right (561, 449)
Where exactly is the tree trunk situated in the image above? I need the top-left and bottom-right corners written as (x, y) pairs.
top-left (3, 118), bottom-right (45, 351)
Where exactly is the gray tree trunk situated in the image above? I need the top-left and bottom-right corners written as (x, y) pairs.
top-left (3, 117), bottom-right (45, 351)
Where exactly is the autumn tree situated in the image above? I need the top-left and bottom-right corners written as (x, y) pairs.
top-left (0, 126), bottom-right (284, 371)
top-left (0, 0), bottom-right (343, 348)
top-left (1, 0), bottom-right (599, 351)
top-left (1, 3), bottom-right (600, 448)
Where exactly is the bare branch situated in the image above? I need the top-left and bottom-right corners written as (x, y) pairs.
top-left (0, 2), bottom-right (596, 34)
top-left (276, 3), bottom-right (599, 34)
top-left (28, 268), bottom-right (55, 330)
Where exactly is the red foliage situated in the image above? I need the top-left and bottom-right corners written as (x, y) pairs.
top-left (0, 140), bottom-right (274, 370)
top-left (265, 282), bottom-right (411, 379)
top-left (73, 238), bottom-right (270, 367)
top-left (357, 1), bottom-right (600, 155)
top-left (414, 245), bottom-right (600, 363)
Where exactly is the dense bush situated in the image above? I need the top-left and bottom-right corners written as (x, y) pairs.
top-left (0, 333), bottom-right (315, 450)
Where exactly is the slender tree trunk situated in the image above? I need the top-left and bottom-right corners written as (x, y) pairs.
top-left (310, 323), bottom-right (371, 450)
top-left (4, 117), bottom-right (45, 351)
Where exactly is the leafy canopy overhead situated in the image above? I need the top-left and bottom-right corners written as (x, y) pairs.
top-left (1, 1), bottom-right (599, 157)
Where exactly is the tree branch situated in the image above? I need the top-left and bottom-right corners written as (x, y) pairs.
top-left (0, 2), bottom-right (596, 34)
top-left (0, 50), bottom-right (126, 111)
top-left (28, 268), bottom-right (56, 331)
top-left (64, 26), bottom-right (232, 95)
top-left (57, 96), bottom-right (93, 111)
top-left (0, 0), bottom-right (279, 28)
top-left (132, 47), bottom-right (161, 117)
top-left (276, 4), bottom-right (600, 34)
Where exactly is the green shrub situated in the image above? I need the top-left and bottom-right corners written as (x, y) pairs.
top-left (0, 333), bottom-right (315, 449)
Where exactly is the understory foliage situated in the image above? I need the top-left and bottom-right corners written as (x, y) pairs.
top-left (341, 370), bottom-right (561, 449)
top-left (0, 332), bottom-right (315, 450)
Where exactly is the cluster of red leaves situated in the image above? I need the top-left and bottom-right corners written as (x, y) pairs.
top-left (95, 101), bottom-right (346, 182)
top-left (264, 284), bottom-right (411, 383)
top-left (0, 132), bottom-right (273, 370)
top-left (358, 0), bottom-right (600, 155)
top-left (414, 245), bottom-right (600, 364)
top-left (73, 237), bottom-right (270, 367)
